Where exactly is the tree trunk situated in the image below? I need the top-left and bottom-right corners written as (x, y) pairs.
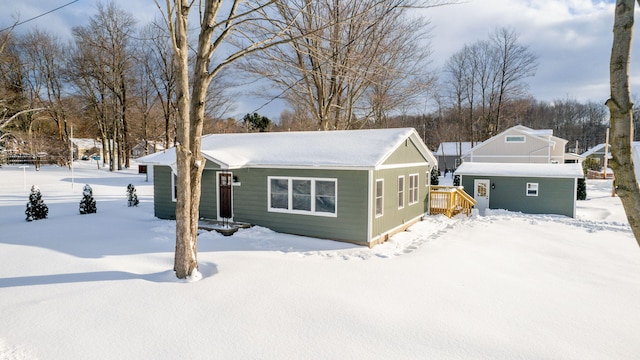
top-left (606, 0), bottom-right (640, 246)
top-left (172, 0), bottom-right (198, 279)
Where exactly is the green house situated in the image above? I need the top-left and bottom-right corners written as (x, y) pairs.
top-left (455, 162), bottom-right (584, 218)
top-left (140, 128), bottom-right (437, 247)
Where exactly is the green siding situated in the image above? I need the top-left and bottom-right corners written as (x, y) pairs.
top-left (153, 166), bottom-right (176, 219)
top-left (199, 170), bottom-right (218, 218)
top-left (153, 165), bottom-right (218, 220)
top-left (371, 165), bottom-right (430, 239)
top-left (231, 168), bottom-right (370, 244)
top-left (152, 135), bottom-right (434, 245)
top-left (461, 175), bottom-right (576, 217)
top-left (383, 137), bottom-right (430, 165)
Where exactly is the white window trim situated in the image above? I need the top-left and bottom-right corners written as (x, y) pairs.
top-left (267, 176), bottom-right (337, 217)
top-left (526, 182), bottom-right (539, 197)
top-left (171, 172), bottom-right (177, 202)
top-left (505, 135), bottom-right (526, 143)
top-left (408, 173), bottom-right (419, 205)
top-left (397, 175), bottom-right (405, 209)
top-left (375, 179), bottom-right (384, 218)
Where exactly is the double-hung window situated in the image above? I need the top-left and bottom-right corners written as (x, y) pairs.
top-left (375, 179), bottom-right (384, 217)
top-left (268, 177), bottom-right (337, 216)
top-left (408, 174), bottom-right (419, 204)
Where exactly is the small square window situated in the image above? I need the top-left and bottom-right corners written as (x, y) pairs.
top-left (526, 182), bottom-right (539, 197)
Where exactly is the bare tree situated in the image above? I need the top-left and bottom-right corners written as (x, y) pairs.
top-left (606, 0), bottom-right (640, 246)
top-left (71, 1), bottom-right (137, 170)
top-left (21, 30), bottom-right (72, 150)
top-left (138, 21), bottom-right (177, 149)
top-left (441, 27), bottom-right (537, 141)
top-left (490, 27), bottom-right (538, 134)
top-left (160, 0), bottom-right (305, 279)
top-left (240, 0), bottom-right (436, 130)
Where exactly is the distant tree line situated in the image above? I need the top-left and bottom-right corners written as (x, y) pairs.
top-left (385, 98), bottom-right (611, 154)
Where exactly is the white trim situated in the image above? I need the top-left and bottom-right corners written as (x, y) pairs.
top-left (572, 178), bottom-right (578, 218)
top-left (171, 172), bottom-right (177, 202)
top-left (367, 170), bottom-right (373, 243)
top-left (397, 175), bottom-right (405, 209)
top-left (224, 164), bottom-right (375, 171)
top-left (375, 162), bottom-right (431, 170)
top-left (526, 182), bottom-right (539, 197)
top-left (267, 176), bottom-right (338, 217)
top-left (464, 154), bottom-right (551, 159)
top-left (241, 162), bottom-right (431, 172)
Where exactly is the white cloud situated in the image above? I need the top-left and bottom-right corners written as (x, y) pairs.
top-left (424, 0), bottom-right (636, 103)
top-left (0, 0), bottom-right (637, 112)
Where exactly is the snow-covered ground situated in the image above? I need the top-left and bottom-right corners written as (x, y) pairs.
top-left (0, 162), bottom-right (638, 360)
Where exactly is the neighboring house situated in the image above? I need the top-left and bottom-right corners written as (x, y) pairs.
top-left (581, 143), bottom-right (611, 165)
top-left (433, 142), bottom-right (475, 171)
top-left (71, 138), bottom-right (101, 160)
top-left (132, 141), bottom-right (165, 158)
top-left (139, 128), bottom-right (438, 247)
top-left (455, 162), bottom-right (583, 218)
top-left (462, 125), bottom-right (572, 164)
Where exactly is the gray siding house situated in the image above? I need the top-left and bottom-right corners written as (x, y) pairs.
top-left (140, 128), bottom-right (437, 247)
top-left (462, 125), bottom-right (570, 164)
top-left (581, 143), bottom-right (611, 165)
top-left (433, 142), bottom-right (475, 171)
top-left (455, 162), bottom-right (583, 218)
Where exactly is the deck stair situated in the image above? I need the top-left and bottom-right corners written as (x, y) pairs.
top-left (429, 185), bottom-right (476, 218)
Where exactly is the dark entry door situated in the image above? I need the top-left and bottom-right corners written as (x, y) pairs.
top-left (219, 173), bottom-right (232, 219)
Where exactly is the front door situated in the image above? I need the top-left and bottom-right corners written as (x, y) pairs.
top-left (218, 172), bottom-right (232, 220)
top-left (474, 179), bottom-right (490, 213)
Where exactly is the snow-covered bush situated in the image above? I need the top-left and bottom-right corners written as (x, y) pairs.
top-left (127, 184), bottom-right (139, 207)
top-left (79, 184), bottom-right (97, 214)
top-left (453, 175), bottom-right (461, 187)
top-left (25, 185), bottom-right (48, 221)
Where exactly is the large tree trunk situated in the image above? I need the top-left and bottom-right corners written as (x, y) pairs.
top-left (173, 0), bottom-right (198, 279)
top-left (606, 0), bottom-right (640, 246)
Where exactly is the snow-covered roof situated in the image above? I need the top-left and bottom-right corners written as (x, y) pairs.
top-left (71, 138), bottom-right (101, 149)
top-left (138, 128), bottom-right (436, 169)
top-left (522, 127), bottom-right (553, 137)
top-left (464, 125), bottom-right (568, 157)
top-left (434, 142), bottom-right (476, 156)
top-left (455, 162), bottom-right (584, 178)
top-left (581, 143), bottom-right (610, 157)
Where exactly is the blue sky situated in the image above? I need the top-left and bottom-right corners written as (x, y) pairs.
top-left (0, 0), bottom-right (636, 119)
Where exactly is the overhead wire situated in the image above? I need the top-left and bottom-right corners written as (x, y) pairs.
top-left (0, 0), bottom-right (80, 33)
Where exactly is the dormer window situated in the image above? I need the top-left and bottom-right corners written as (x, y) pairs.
top-left (505, 135), bottom-right (525, 143)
